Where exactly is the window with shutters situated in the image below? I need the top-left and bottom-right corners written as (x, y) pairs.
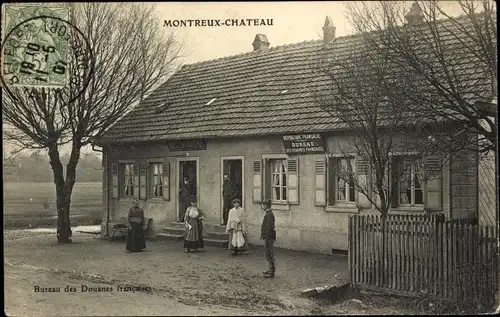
top-left (258, 155), bottom-right (299, 207)
top-left (149, 162), bottom-right (163, 197)
top-left (120, 163), bottom-right (135, 197)
top-left (327, 157), bottom-right (356, 206)
top-left (270, 159), bottom-right (287, 202)
top-left (394, 157), bottom-right (423, 207)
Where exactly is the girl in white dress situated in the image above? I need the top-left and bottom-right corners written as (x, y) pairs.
top-left (225, 199), bottom-right (248, 256)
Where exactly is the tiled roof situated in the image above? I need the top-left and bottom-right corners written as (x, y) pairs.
top-left (100, 15), bottom-right (494, 144)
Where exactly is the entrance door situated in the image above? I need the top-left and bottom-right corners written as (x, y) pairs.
top-left (221, 157), bottom-right (244, 223)
top-left (178, 159), bottom-right (198, 222)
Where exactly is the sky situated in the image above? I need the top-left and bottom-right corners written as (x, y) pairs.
top-left (154, 1), bottom-right (352, 64)
top-left (2, 1), bottom-right (467, 157)
top-left (153, 1), bottom-right (465, 65)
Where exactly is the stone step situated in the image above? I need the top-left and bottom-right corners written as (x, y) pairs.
top-left (204, 231), bottom-right (228, 240)
top-left (161, 227), bottom-right (185, 235)
top-left (212, 224), bottom-right (227, 233)
top-left (156, 233), bottom-right (183, 241)
top-left (169, 221), bottom-right (186, 229)
top-left (203, 238), bottom-right (228, 248)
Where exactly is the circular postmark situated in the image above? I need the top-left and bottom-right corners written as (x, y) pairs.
top-left (1, 14), bottom-right (94, 105)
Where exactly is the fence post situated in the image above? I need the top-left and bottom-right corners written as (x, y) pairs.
top-left (452, 221), bottom-right (458, 300)
top-left (375, 215), bottom-right (380, 287)
top-left (478, 225), bottom-right (484, 307)
top-left (382, 214), bottom-right (387, 288)
top-left (369, 215), bottom-right (373, 286)
top-left (361, 215), bottom-right (366, 285)
top-left (348, 215), bottom-right (352, 284)
top-left (436, 220), bottom-right (443, 297)
top-left (355, 215), bottom-right (359, 287)
top-left (409, 215), bottom-right (414, 293)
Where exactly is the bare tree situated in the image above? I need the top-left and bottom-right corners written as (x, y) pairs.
top-left (315, 42), bottom-right (467, 288)
top-left (315, 0), bottom-right (496, 287)
top-left (315, 47), bottom-right (450, 221)
top-left (2, 3), bottom-right (182, 243)
top-left (344, 0), bottom-right (497, 154)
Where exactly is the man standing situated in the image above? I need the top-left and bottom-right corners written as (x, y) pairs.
top-left (179, 176), bottom-right (195, 222)
top-left (222, 173), bottom-right (238, 225)
top-left (260, 199), bottom-right (276, 278)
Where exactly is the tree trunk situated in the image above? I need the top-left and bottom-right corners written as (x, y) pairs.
top-left (48, 142), bottom-right (72, 243)
top-left (48, 138), bottom-right (82, 244)
top-left (56, 185), bottom-right (72, 243)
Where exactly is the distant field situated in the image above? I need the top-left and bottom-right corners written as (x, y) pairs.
top-left (3, 182), bottom-right (102, 219)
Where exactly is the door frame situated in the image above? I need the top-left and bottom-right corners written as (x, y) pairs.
top-left (176, 157), bottom-right (199, 222)
top-left (220, 156), bottom-right (245, 223)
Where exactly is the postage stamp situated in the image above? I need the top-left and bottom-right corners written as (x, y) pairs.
top-left (1, 3), bottom-right (70, 88)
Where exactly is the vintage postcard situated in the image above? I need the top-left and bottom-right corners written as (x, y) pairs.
top-left (2, 1), bottom-right (498, 316)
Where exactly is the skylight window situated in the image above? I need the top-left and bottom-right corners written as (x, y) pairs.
top-left (206, 98), bottom-right (217, 106)
top-left (280, 90), bottom-right (289, 94)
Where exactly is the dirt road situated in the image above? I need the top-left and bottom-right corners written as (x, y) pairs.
top-left (4, 231), bottom-right (352, 316)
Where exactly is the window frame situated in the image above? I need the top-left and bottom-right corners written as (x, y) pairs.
top-left (148, 161), bottom-right (164, 199)
top-left (119, 160), bottom-right (135, 199)
top-left (326, 154), bottom-right (357, 208)
top-left (392, 155), bottom-right (424, 209)
top-left (270, 158), bottom-right (288, 203)
top-left (335, 157), bottom-right (356, 204)
top-left (262, 154), bottom-right (291, 210)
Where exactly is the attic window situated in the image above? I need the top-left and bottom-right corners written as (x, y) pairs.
top-left (206, 98), bottom-right (217, 106)
top-left (280, 90), bottom-right (289, 94)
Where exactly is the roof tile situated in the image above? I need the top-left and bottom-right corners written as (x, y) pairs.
top-left (101, 15), bottom-right (494, 143)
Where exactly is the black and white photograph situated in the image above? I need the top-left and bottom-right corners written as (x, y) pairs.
top-left (2, 1), bottom-right (498, 315)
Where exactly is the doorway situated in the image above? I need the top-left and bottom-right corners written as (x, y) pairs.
top-left (177, 159), bottom-right (198, 222)
top-left (221, 157), bottom-right (244, 224)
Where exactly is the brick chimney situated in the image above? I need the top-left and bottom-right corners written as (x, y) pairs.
top-left (405, 2), bottom-right (423, 25)
top-left (323, 16), bottom-right (336, 45)
top-left (252, 34), bottom-right (270, 51)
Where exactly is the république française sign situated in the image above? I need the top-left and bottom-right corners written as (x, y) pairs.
top-left (282, 134), bottom-right (325, 154)
top-left (168, 139), bottom-right (207, 151)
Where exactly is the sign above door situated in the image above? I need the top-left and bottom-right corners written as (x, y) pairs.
top-left (282, 134), bottom-right (325, 154)
top-left (168, 139), bottom-right (207, 152)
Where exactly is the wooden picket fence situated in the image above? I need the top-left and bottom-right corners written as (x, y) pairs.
top-left (348, 214), bottom-right (498, 308)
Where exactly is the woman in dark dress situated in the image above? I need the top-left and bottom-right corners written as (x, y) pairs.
top-left (126, 199), bottom-right (146, 252)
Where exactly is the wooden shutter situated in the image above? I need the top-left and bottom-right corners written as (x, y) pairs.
top-left (111, 162), bottom-right (118, 199)
top-left (424, 155), bottom-right (442, 210)
top-left (315, 159), bottom-right (326, 206)
top-left (139, 162), bottom-right (147, 200)
top-left (390, 158), bottom-right (399, 209)
top-left (287, 158), bottom-right (299, 205)
top-left (327, 157), bottom-right (336, 206)
top-left (133, 161), bottom-right (140, 199)
top-left (252, 160), bottom-right (262, 203)
top-left (162, 159), bottom-right (170, 201)
top-left (356, 156), bottom-right (371, 209)
top-left (263, 159), bottom-right (272, 201)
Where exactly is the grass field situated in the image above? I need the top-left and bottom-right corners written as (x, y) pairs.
top-left (3, 182), bottom-right (102, 228)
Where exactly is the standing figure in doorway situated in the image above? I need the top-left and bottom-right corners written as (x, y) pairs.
top-left (184, 198), bottom-right (204, 253)
top-left (226, 199), bottom-right (248, 256)
top-left (126, 199), bottom-right (146, 252)
top-left (222, 173), bottom-right (238, 225)
top-left (179, 176), bottom-right (195, 222)
top-left (261, 199), bottom-right (276, 278)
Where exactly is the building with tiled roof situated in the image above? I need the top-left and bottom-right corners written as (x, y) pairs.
top-left (96, 11), bottom-right (493, 253)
